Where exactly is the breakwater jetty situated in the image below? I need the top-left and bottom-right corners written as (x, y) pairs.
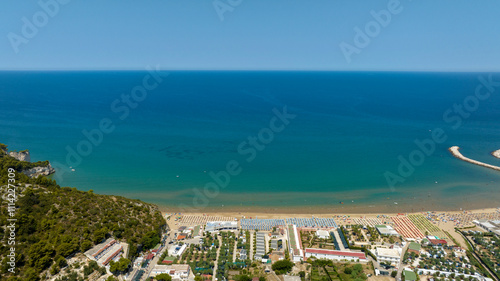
top-left (449, 146), bottom-right (500, 172)
top-left (492, 149), bottom-right (500, 159)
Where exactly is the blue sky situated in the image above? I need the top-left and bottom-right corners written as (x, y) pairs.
top-left (1, 0), bottom-right (499, 71)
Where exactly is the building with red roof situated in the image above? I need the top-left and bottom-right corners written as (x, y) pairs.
top-left (429, 239), bottom-right (447, 246)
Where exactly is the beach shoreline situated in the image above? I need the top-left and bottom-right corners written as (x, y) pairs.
top-left (158, 203), bottom-right (500, 216)
top-left (160, 207), bottom-right (500, 234)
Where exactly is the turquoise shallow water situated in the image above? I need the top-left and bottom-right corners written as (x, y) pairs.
top-left (1, 71), bottom-right (500, 212)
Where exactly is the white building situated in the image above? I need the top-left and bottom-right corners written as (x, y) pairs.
top-left (315, 230), bottom-right (330, 239)
top-left (255, 232), bottom-right (267, 260)
top-left (205, 221), bottom-right (238, 232)
top-left (375, 247), bottom-right (401, 265)
top-left (283, 276), bottom-right (302, 281)
top-left (150, 264), bottom-right (190, 280)
top-left (287, 225), bottom-right (304, 262)
top-left (304, 248), bottom-right (368, 262)
top-left (84, 238), bottom-right (123, 266)
top-left (168, 244), bottom-right (187, 257)
top-left (375, 225), bottom-right (400, 236)
top-left (473, 220), bottom-right (500, 236)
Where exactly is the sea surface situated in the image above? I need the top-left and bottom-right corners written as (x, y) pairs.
top-left (1, 71), bottom-right (500, 212)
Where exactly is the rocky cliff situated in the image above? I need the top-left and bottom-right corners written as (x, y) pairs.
top-left (0, 144), bottom-right (55, 178)
top-left (9, 150), bottom-right (31, 162)
top-left (23, 163), bottom-right (56, 178)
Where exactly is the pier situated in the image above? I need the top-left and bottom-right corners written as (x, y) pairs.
top-left (492, 149), bottom-right (500, 159)
top-left (449, 146), bottom-right (500, 172)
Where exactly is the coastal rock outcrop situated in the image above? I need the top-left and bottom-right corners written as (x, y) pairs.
top-left (23, 163), bottom-right (56, 178)
top-left (9, 150), bottom-right (31, 162)
top-left (0, 145), bottom-right (56, 178)
top-left (492, 149), bottom-right (500, 159)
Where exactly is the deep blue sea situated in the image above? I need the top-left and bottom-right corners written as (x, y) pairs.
top-left (1, 71), bottom-right (500, 212)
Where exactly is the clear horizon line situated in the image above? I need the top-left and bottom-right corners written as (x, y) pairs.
top-left (0, 68), bottom-right (499, 73)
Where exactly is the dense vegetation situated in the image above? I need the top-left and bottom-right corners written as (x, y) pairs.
top-left (469, 232), bottom-right (500, 279)
top-left (271, 260), bottom-right (294, 274)
top-left (216, 231), bottom-right (237, 281)
top-left (0, 144), bottom-right (166, 280)
top-left (176, 234), bottom-right (217, 275)
top-left (308, 259), bottom-right (368, 281)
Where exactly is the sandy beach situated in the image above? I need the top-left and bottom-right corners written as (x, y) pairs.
top-left (162, 207), bottom-right (500, 248)
top-left (162, 207), bottom-right (500, 222)
top-left (156, 195), bottom-right (500, 215)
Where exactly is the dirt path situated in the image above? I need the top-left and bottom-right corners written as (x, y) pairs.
top-left (333, 230), bottom-right (345, 251)
top-left (250, 232), bottom-right (254, 260)
top-left (213, 235), bottom-right (222, 281)
top-left (439, 221), bottom-right (467, 247)
top-left (233, 237), bottom-right (238, 262)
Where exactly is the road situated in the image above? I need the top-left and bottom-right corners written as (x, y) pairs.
top-left (332, 230), bottom-right (345, 251)
top-left (143, 242), bottom-right (166, 280)
top-left (396, 243), bottom-right (409, 280)
top-left (270, 271), bottom-right (282, 281)
top-left (361, 229), bottom-right (370, 243)
top-left (249, 232), bottom-right (254, 260)
top-left (212, 235), bottom-right (222, 281)
top-left (233, 235), bottom-right (238, 262)
top-left (141, 225), bottom-right (172, 280)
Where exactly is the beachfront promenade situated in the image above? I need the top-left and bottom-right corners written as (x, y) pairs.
top-left (449, 146), bottom-right (500, 172)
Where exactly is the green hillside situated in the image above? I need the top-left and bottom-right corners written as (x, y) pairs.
top-left (0, 144), bottom-right (167, 280)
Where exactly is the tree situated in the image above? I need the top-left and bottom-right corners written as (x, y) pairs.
top-left (50, 264), bottom-right (60, 275)
top-left (237, 275), bottom-right (252, 281)
top-left (57, 242), bottom-right (78, 257)
top-left (55, 256), bottom-right (67, 268)
top-left (27, 241), bottom-right (54, 272)
top-left (142, 230), bottom-right (161, 249)
top-left (299, 271), bottom-right (306, 278)
top-left (272, 260), bottom-right (294, 274)
top-left (155, 273), bottom-right (172, 281)
top-left (353, 264), bottom-right (363, 272)
top-left (81, 240), bottom-right (93, 252)
top-left (109, 258), bottom-right (131, 274)
top-left (93, 228), bottom-right (108, 244)
top-left (24, 268), bottom-right (40, 281)
top-left (391, 271), bottom-right (398, 277)
top-left (194, 276), bottom-right (203, 281)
